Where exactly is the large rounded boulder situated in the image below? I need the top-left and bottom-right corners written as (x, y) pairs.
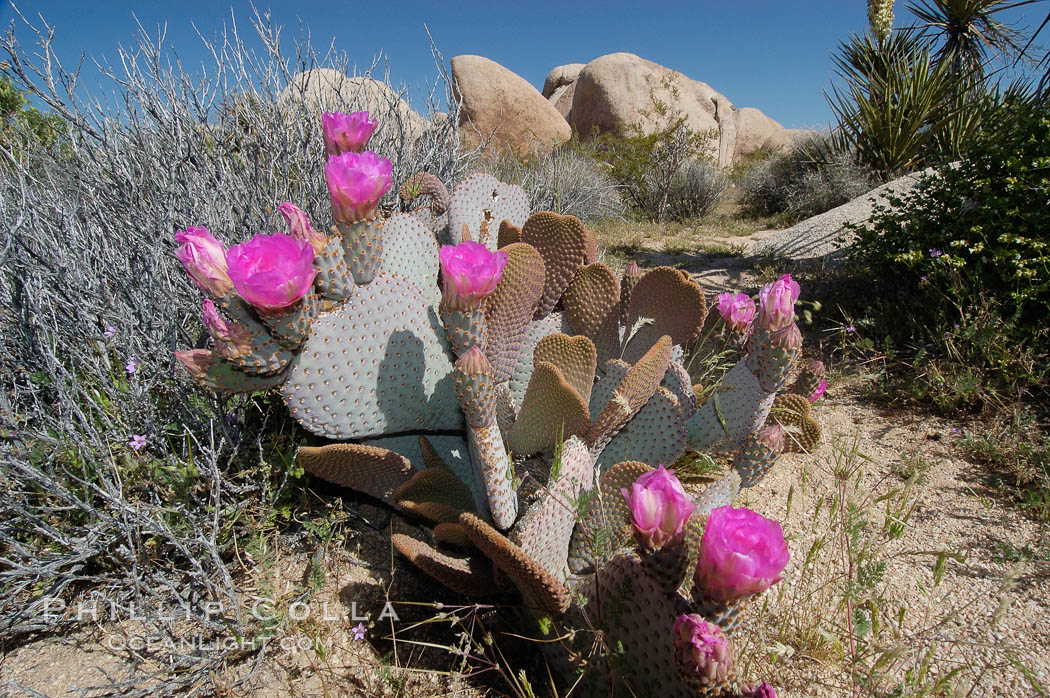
top-left (451, 55), bottom-right (571, 156)
top-left (733, 107), bottom-right (784, 160)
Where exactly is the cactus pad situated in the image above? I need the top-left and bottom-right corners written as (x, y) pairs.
top-left (567, 460), bottom-right (651, 574)
top-left (507, 361), bottom-right (590, 457)
top-left (520, 212), bottom-right (597, 319)
top-left (258, 293), bottom-right (321, 349)
top-left (585, 551), bottom-right (707, 697)
top-left (533, 333), bottom-right (597, 407)
top-left (460, 512), bottom-right (571, 615)
top-left (180, 350), bottom-right (290, 393)
top-left (467, 421), bottom-right (518, 530)
top-left (622, 267), bottom-right (707, 364)
top-left (562, 263), bottom-right (621, 366)
top-left (282, 273), bottom-right (462, 440)
top-left (298, 443), bottom-right (415, 506)
top-left (771, 392), bottom-right (822, 453)
top-left (378, 212), bottom-right (442, 309)
top-left (216, 295), bottom-right (294, 376)
top-left (597, 386), bottom-right (687, 472)
top-left (448, 174), bottom-right (529, 250)
top-left (392, 533), bottom-right (496, 596)
top-left (497, 220), bottom-right (521, 248)
top-left (507, 311), bottom-right (572, 410)
top-left (732, 432), bottom-right (781, 487)
top-left (338, 219), bottom-right (383, 285)
top-left (313, 236), bottom-right (353, 301)
top-left (662, 356), bottom-right (698, 420)
top-left (687, 361), bottom-right (775, 450)
top-left (399, 172), bottom-right (450, 214)
top-left (482, 242), bottom-right (546, 382)
top-left (745, 326), bottom-right (801, 394)
top-left (393, 466), bottom-right (478, 522)
top-left (510, 437), bottom-right (594, 583)
top-left (587, 335), bottom-right (672, 454)
top-left (589, 359), bottom-right (631, 417)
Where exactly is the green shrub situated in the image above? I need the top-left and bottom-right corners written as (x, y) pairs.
top-left (843, 97), bottom-right (1050, 407)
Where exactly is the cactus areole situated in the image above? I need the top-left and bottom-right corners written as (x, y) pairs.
top-left (171, 111), bottom-right (826, 696)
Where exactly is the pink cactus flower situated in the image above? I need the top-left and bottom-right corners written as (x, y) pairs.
top-left (672, 614), bottom-right (733, 684)
top-left (174, 226), bottom-right (233, 297)
top-left (694, 505), bottom-right (790, 603)
top-left (325, 151), bottom-right (393, 223)
top-left (715, 292), bottom-right (756, 334)
top-left (226, 233), bottom-right (317, 311)
top-left (620, 465), bottom-right (697, 550)
top-left (744, 682), bottom-right (778, 698)
top-left (278, 202), bottom-right (327, 254)
top-left (201, 299), bottom-right (254, 359)
top-left (808, 378), bottom-right (827, 402)
top-left (439, 241), bottom-right (509, 311)
top-left (174, 349), bottom-right (212, 379)
top-left (756, 273), bottom-right (800, 332)
top-left (322, 111), bottom-right (378, 156)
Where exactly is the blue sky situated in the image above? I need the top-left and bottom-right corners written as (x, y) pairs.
top-left (4, 1), bottom-right (1046, 129)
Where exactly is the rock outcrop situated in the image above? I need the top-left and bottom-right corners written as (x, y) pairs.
top-left (452, 55), bottom-right (571, 156)
top-left (761, 128), bottom-right (821, 153)
top-left (545, 53), bottom-right (787, 166)
top-left (733, 107), bottom-right (784, 160)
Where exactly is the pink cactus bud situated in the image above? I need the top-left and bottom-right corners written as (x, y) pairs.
top-left (672, 614), bottom-right (732, 684)
top-left (808, 378), bottom-right (827, 402)
top-left (625, 261), bottom-right (642, 278)
top-left (439, 241), bottom-right (509, 311)
top-left (226, 233), bottom-right (318, 312)
top-left (174, 226), bottom-right (233, 297)
top-left (756, 424), bottom-right (784, 452)
top-left (456, 345), bottom-right (493, 375)
top-left (620, 465), bottom-right (696, 550)
top-left (174, 349), bottom-right (212, 379)
top-left (695, 506), bottom-right (790, 603)
top-left (807, 360), bottom-right (825, 376)
top-left (756, 273), bottom-right (800, 331)
top-left (322, 111), bottom-right (377, 156)
top-left (769, 323), bottom-right (803, 351)
top-left (715, 292), bottom-right (756, 334)
top-left (744, 682), bottom-right (778, 698)
top-left (325, 151), bottom-right (393, 223)
top-left (201, 299), bottom-right (254, 360)
top-left (279, 202), bottom-right (327, 254)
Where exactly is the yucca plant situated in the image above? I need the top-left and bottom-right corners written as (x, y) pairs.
top-left (826, 33), bottom-right (959, 178)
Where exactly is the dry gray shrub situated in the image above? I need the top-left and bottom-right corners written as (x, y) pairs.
top-left (740, 132), bottom-right (879, 221)
top-left (0, 5), bottom-right (466, 693)
top-left (476, 145), bottom-right (626, 222)
top-left (660, 157), bottom-right (730, 221)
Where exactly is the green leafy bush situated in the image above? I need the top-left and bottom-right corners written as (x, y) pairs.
top-left (844, 97), bottom-right (1050, 406)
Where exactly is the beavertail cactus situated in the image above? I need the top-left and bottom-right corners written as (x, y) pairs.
top-left (170, 110), bottom-right (826, 697)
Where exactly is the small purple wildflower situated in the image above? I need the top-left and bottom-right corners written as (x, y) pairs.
top-left (351, 622), bottom-right (366, 641)
top-left (125, 358), bottom-right (138, 375)
top-left (929, 249), bottom-right (943, 258)
top-left (844, 325), bottom-right (856, 333)
top-left (951, 427), bottom-right (962, 435)
top-left (129, 434), bottom-right (147, 450)
top-left (920, 275), bottom-right (928, 283)
top-left (103, 326), bottom-right (117, 339)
